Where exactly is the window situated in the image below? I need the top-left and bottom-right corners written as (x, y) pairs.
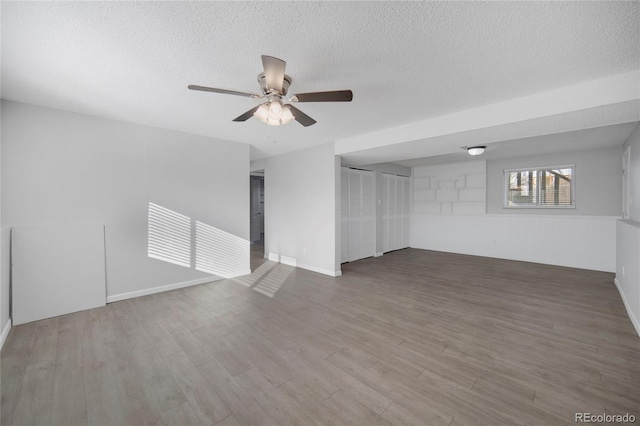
top-left (504, 165), bottom-right (575, 208)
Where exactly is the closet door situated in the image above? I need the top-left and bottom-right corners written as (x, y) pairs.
top-left (382, 173), bottom-right (410, 253)
top-left (382, 174), bottom-right (388, 253)
top-left (341, 168), bottom-right (375, 263)
top-left (360, 171), bottom-right (375, 259)
top-left (388, 174), bottom-right (397, 251)
top-left (348, 170), bottom-right (362, 262)
top-left (395, 177), bottom-right (403, 251)
top-left (340, 167), bottom-right (350, 263)
top-left (402, 176), bottom-right (411, 248)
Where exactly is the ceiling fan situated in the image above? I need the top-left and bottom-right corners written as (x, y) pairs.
top-left (188, 55), bottom-right (353, 127)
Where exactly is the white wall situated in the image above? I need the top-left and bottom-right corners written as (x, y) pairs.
top-left (412, 213), bottom-right (616, 272)
top-left (487, 146), bottom-right (622, 215)
top-left (615, 220), bottom-right (640, 335)
top-left (1, 101), bottom-right (249, 300)
top-left (413, 161), bottom-right (486, 214)
top-left (0, 228), bottom-right (9, 346)
top-left (0, 97), bottom-right (9, 346)
top-left (411, 149), bottom-right (621, 272)
top-left (265, 142), bottom-right (340, 276)
top-left (616, 123), bottom-right (640, 336)
top-left (623, 124), bottom-right (640, 222)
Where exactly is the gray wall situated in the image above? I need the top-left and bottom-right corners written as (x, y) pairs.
top-left (487, 146), bottom-right (622, 216)
top-left (345, 162), bottom-right (411, 255)
top-left (1, 100), bottom-right (250, 299)
top-left (623, 123), bottom-right (640, 223)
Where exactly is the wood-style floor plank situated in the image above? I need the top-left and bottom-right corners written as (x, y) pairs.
top-left (2, 248), bottom-right (639, 425)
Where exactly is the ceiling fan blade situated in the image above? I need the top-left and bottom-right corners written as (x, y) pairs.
top-left (261, 55), bottom-right (286, 92)
top-left (232, 106), bottom-right (260, 122)
top-left (291, 90), bottom-right (353, 102)
top-left (188, 85), bottom-right (258, 98)
top-left (287, 105), bottom-right (317, 127)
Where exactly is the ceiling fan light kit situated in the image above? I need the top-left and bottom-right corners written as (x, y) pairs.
top-left (189, 55), bottom-right (353, 127)
top-left (467, 146), bottom-right (486, 156)
top-left (254, 100), bottom-right (295, 126)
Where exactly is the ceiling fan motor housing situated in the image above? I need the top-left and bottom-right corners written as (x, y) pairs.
top-left (258, 72), bottom-right (292, 96)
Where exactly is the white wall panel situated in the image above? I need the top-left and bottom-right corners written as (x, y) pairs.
top-left (12, 224), bottom-right (106, 325)
top-left (413, 161), bottom-right (486, 215)
top-left (1, 228), bottom-right (10, 339)
top-left (616, 220), bottom-right (640, 336)
top-left (411, 213), bottom-right (617, 272)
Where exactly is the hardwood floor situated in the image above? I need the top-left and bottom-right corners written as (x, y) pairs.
top-left (2, 248), bottom-right (639, 425)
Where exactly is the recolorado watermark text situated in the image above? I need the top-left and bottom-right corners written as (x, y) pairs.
top-left (575, 413), bottom-right (636, 423)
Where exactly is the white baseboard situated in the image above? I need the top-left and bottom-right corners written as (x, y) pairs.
top-left (297, 263), bottom-right (342, 277)
top-left (280, 256), bottom-right (297, 267)
top-left (106, 276), bottom-right (223, 303)
top-left (374, 252), bottom-right (383, 257)
top-left (268, 252), bottom-right (280, 262)
top-left (266, 252), bottom-right (341, 277)
top-left (1, 320), bottom-right (11, 350)
top-left (614, 278), bottom-right (640, 337)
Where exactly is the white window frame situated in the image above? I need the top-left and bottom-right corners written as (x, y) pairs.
top-left (503, 164), bottom-right (576, 209)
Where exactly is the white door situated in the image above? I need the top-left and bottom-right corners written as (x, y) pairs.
top-left (382, 173), bottom-right (410, 253)
top-left (341, 168), bottom-right (375, 263)
top-left (361, 171), bottom-right (375, 260)
top-left (340, 167), bottom-right (350, 263)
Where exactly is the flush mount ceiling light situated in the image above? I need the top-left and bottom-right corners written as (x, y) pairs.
top-left (188, 55), bottom-right (353, 127)
top-left (467, 146), bottom-right (486, 156)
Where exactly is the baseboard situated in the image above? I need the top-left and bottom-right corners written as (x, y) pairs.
top-left (614, 278), bottom-right (640, 337)
top-left (268, 252), bottom-right (280, 262)
top-left (234, 269), bottom-right (252, 277)
top-left (280, 256), bottom-right (297, 267)
top-left (297, 263), bottom-right (342, 277)
top-left (374, 252), bottom-right (383, 257)
top-left (106, 276), bottom-right (224, 303)
top-left (1, 320), bottom-right (11, 350)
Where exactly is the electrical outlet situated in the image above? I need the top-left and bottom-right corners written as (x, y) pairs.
top-left (622, 266), bottom-right (625, 279)
top-left (302, 247), bottom-right (307, 255)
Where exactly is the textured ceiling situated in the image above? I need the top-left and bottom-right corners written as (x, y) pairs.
top-left (2, 1), bottom-right (639, 160)
top-left (392, 122), bottom-right (638, 168)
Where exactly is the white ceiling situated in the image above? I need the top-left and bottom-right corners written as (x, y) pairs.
top-left (2, 1), bottom-right (639, 161)
top-left (393, 122), bottom-right (638, 168)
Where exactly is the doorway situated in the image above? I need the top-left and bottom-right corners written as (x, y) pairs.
top-left (250, 174), bottom-right (265, 270)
